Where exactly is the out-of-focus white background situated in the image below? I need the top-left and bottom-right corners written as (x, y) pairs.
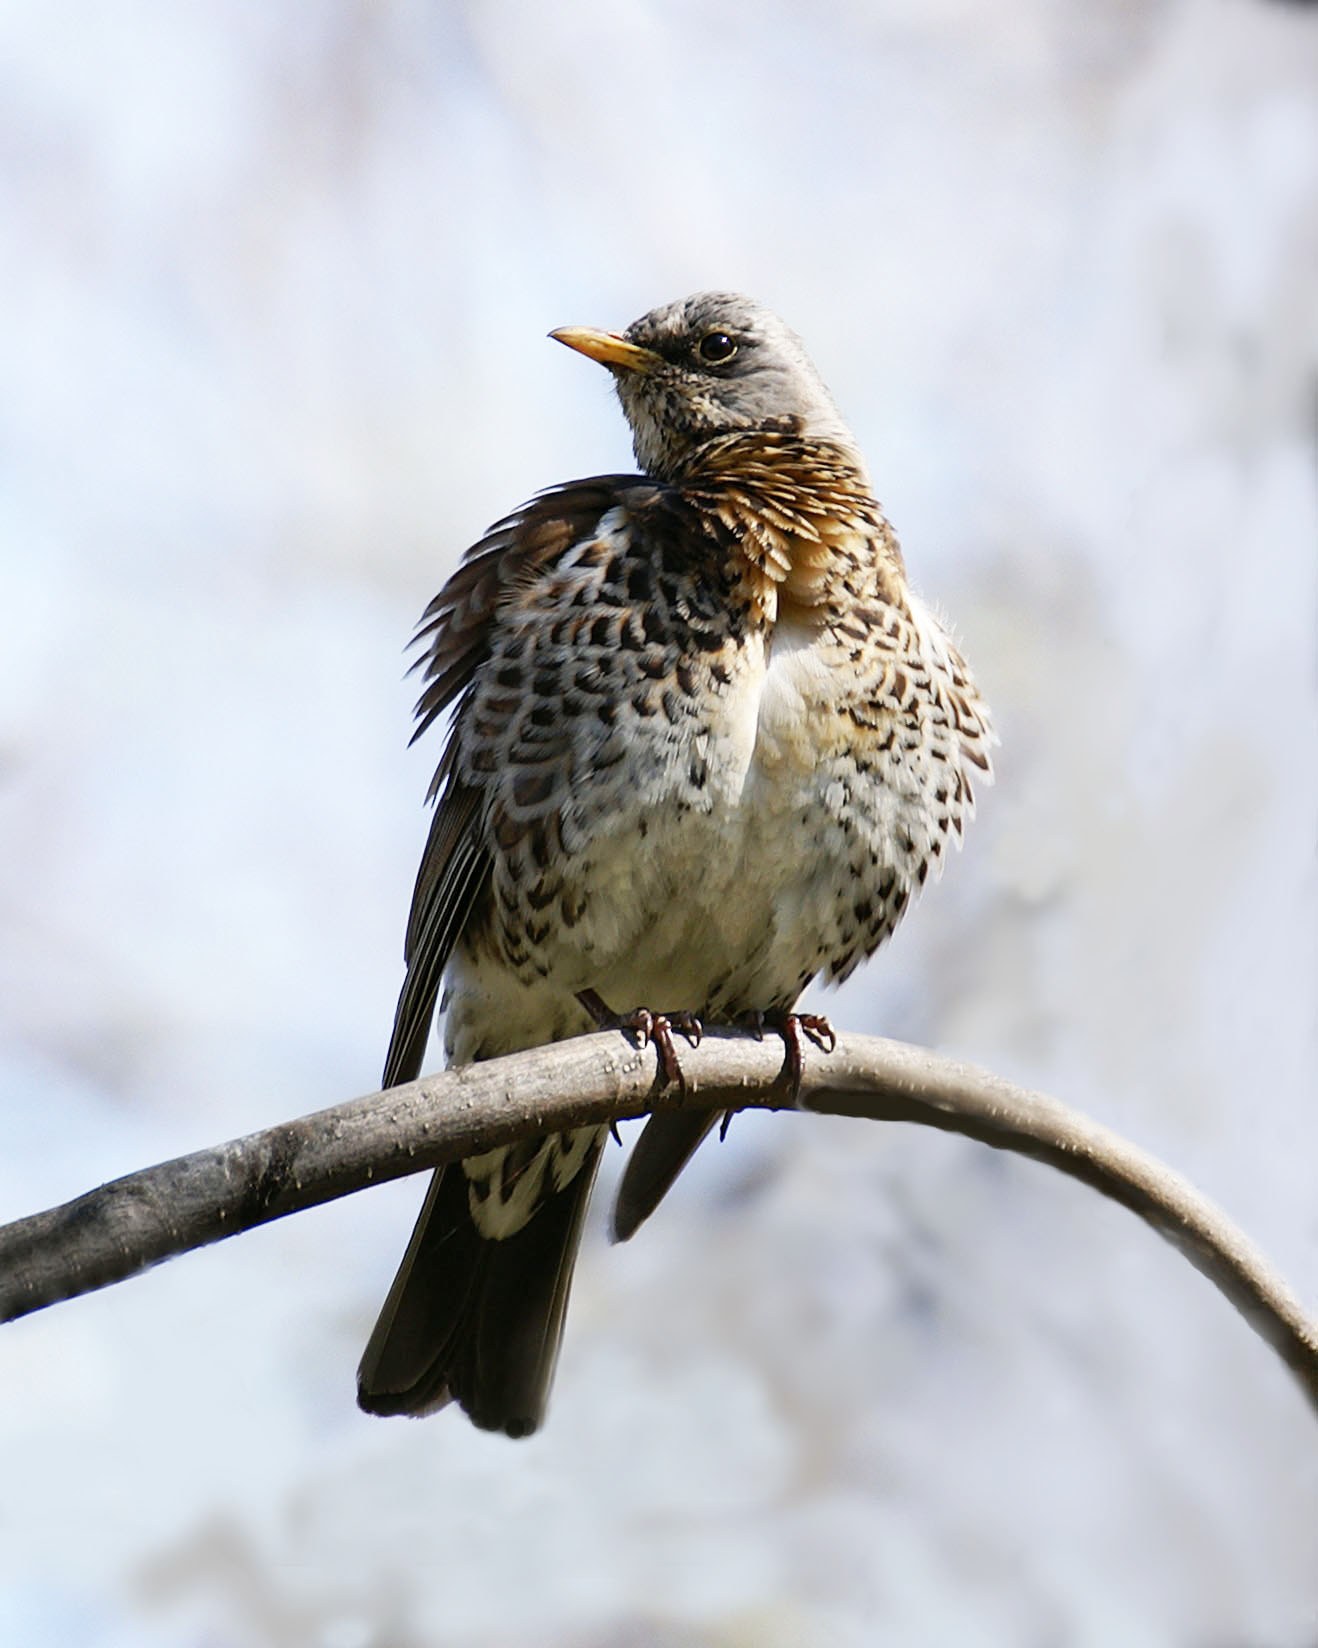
top-left (1, 1), bottom-right (1316, 1643)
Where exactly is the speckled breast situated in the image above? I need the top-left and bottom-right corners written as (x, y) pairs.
top-left (450, 489), bottom-right (990, 1021)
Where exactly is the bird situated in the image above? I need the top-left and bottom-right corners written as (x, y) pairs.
top-left (356, 292), bottom-right (993, 1437)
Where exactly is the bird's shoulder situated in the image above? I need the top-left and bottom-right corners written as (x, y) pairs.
top-left (407, 471), bottom-right (755, 760)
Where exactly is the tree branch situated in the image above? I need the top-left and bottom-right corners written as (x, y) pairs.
top-left (2, 1030), bottom-right (1315, 1413)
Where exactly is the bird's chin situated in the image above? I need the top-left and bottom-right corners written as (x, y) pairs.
top-left (619, 384), bottom-right (731, 479)
top-left (627, 421), bottom-right (677, 480)
top-left (616, 390), bottom-right (673, 477)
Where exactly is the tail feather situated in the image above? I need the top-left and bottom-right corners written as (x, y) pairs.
top-left (358, 1134), bottom-right (604, 1436)
top-left (611, 1107), bottom-right (722, 1243)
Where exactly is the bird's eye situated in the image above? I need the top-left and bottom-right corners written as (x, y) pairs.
top-left (697, 330), bottom-right (737, 364)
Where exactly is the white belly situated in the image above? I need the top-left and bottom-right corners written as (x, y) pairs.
top-left (444, 614), bottom-right (924, 1062)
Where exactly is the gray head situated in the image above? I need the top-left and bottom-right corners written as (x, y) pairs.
top-left (551, 292), bottom-right (861, 480)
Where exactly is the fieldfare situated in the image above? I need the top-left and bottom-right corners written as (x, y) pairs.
top-left (357, 292), bottom-right (993, 1436)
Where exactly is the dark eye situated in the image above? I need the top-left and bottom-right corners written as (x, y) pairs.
top-left (697, 330), bottom-right (737, 364)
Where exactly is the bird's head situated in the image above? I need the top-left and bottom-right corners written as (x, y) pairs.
top-left (551, 292), bottom-right (861, 480)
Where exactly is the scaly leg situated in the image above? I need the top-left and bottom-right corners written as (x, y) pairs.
top-left (741, 1009), bottom-right (837, 1101)
top-left (576, 989), bottom-right (704, 1093)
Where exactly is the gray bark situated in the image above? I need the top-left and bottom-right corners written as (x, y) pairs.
top-left (1, 1029), bottom-right (1315, 1413)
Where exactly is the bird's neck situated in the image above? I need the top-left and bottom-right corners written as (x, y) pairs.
top-left (671, 430), bottom-right (907, 621)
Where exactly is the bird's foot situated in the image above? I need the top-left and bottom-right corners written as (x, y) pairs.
top-left (741, 1009), bottom-right (837, 1100)
top-left (576, 989), bottom-right (703, 1094)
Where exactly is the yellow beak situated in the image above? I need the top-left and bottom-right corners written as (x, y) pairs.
top-left (549, 326), bottom-right (661, 373)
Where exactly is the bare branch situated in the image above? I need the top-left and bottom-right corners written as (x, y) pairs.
top-left (2, 1030), bottom-right (1315, 1413)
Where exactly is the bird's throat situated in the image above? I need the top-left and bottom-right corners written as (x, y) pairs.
top-left (678, 431), bottom-right (904, 622)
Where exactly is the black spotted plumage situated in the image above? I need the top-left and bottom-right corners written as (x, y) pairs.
top-left (357, 292), bottom-right (993, 1436)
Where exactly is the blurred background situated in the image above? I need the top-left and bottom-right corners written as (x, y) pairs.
top-left (1, 1), bottom-right (1316, 1643)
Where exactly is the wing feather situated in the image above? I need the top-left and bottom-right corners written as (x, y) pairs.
top-left (381, 475), bottom-right (651, 1087)
top-left (381, 783), bottom-right (489, 1089)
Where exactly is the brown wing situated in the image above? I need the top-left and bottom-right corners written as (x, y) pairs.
top-left (380, 475), bottom-right (648, 1090)
top-left (381, 782), bottom-right (489, 1089)
top-left (408, 475), bottom-right (647, 763)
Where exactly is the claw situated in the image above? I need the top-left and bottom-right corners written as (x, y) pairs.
top-left (576, 989), bottom-right (704, 1094)
top-left (664, 1011), bottom-right (703, 1049)
top-left (649, 1018), bottom-right (686, 1091)
top-left (741, 1009), bottom-right (838, 1101)
top-left (796, 1013), bottom-right (837, 1055)
top-left (628, 1008), bottom-right (656, 1052)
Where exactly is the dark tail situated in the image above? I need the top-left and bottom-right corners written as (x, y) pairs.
top-left (357, 1136), bottom-right (604, 1437)
top-left (611, 1107), bottom-right (722, 1243)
